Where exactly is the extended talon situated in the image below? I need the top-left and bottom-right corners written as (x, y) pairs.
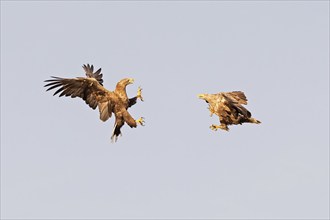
top-left (210, 124), bottom-right (219, 131)
top-left (137, 86), bottom-right (144, 101)
top-left (136, 117), bottom-right (145, 126)
top-left (210, 124), bottom-right (229, 131)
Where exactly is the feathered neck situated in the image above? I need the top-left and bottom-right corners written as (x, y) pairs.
top-left (115, 82), bottom-right (127, 94)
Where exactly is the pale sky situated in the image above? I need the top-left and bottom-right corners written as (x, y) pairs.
top-left (1, 1), bottom-right (329, 219)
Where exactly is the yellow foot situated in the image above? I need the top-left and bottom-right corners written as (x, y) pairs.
top-left (136, 117), bottom-right (145, 126)
top-left (210, 124), bottom-right (220, 131)
top-left (137, 86), bottom-right (144, 101)
top-left (210, 124), bottom-right (229, 131)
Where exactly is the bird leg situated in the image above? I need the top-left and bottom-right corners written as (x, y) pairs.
top-left (210, 124), bottom-right (229, 131)
top-left (136, 117), bottom-right (145, 126)
top-left (137, 86), bottom-right (144, 101)
top-left (128, 87), bottom-right (143, 108)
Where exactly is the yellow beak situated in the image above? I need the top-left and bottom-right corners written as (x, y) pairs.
top-left (128, 78), bottom-right (134, 84)
top-left (198, 94), bottom-right (205, 99)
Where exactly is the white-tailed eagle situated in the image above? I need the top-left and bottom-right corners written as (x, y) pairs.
top-left (198, 91), bottom-right (260, 131)
top-left (44, 64), bottom-right (144, 142)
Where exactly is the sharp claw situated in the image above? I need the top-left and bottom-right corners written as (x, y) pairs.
top-left (210, 124), bottom-right (218, 131)
top-left (137, 86), bottom-right (144, 101)
top-left (136, 117), bottom-right (145, 126)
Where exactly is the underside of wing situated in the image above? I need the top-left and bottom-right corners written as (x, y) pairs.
top-left (44, 76), bottom-right (110, 110)
top-left (98, 100), bottom-right (114, 122)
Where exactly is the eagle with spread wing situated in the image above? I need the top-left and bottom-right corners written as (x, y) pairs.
top-left (44, 64), bottom-right (144, 142)
top-left (198, 91), bottom-right (261, 131)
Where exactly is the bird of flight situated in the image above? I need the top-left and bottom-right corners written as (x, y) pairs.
top-left (198, 91), bottom-right (261, 131)
top-left (44, 64), bottom-right (144, 142)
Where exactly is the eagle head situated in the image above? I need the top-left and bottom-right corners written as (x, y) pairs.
top-left (122, 78), bottom-right (134, 85)
top-left (198, 93), bottom-right (210, 103)
top-left (115, 78), bottom-right (135, 93)
top-left (117, 78), bottom-right (134, 87)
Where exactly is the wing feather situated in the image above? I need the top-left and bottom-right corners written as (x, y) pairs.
top-left (82, 64), bottom-right (103, 85)
top-left (44, 76), bottom-right (113, 112)
top-left (226, 91), bottom-right (248, 105)
top-left (219, 93), bottom-right (251, 120)
top-left (223, 92), bottom-right (251, 117)
top-left (44, 64), bottom-right (123, 122)
top-left (98, 101), bottom-right (113, 122)
top-left (53, 86), bottom-right (65, 96)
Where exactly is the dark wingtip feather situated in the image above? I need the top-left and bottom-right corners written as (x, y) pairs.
top-left (44, 76), bottom-right (63, 82)
top-left (82, 63), bottom-right (104, 85)
top-left (45, 84), bottom-right (61, 91)
top-left (44, 81), bottom-right (60, 87)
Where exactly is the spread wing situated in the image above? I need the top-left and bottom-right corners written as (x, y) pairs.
top-left (82, 64), bottom-right (103, 85)
top-left (44, 76), bottom-right (115, 122)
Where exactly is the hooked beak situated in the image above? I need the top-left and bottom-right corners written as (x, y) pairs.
top-left (128, 78), bottom-right (134, 84)
top-left (198, 94), bottom-right (205, 99)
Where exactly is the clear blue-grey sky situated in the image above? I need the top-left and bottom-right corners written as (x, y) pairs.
top-left (1, 1), bottom-right (329, 219)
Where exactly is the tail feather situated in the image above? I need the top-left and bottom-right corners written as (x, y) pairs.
top-left (250, 118), bottom-right (261, 124)
top-left (111, 122), bottom-right (122, 142)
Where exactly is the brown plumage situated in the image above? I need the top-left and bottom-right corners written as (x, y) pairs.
top-left (44, 64), bottom-right (144, 142)
top-left (198, 91), bottom-right (261, 131)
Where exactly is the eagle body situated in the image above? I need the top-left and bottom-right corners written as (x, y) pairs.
top-left (198, 91), bottom-right (260, 131)
top-left (44, 64), bottom-right (144, 142)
